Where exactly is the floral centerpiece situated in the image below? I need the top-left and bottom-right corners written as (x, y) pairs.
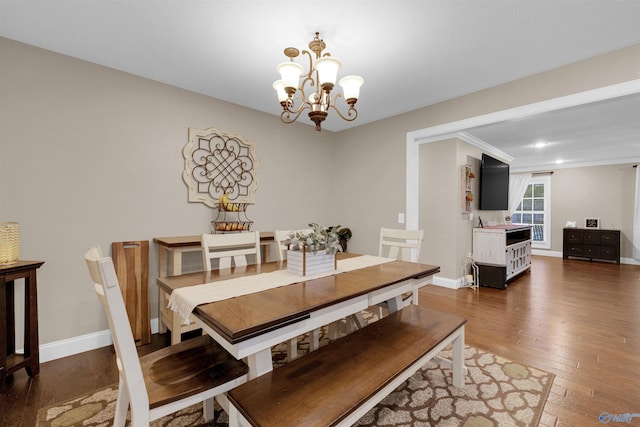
top-left (286, 223), bottom-right (341, 276)
top-left (287, 223), bottom-right (342, 254)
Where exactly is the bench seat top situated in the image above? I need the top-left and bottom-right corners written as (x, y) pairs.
top-left (228, 305), bottom-right (466, 427)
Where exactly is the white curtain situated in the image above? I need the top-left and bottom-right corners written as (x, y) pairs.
top-left (633, 166), bottom-right (640, 260)
top-left (509, 173), bottom-right (532, 215)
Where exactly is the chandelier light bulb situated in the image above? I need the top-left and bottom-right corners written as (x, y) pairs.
top-left (272, 80), bottom-right (288, 103)
top-left (276, 62), bottom-right (304, 94)
top-left (339, 75), bottom-right (364, 102)
top-left (274, 32), bottom-right (362, 131)
top-left (315, 56), bottom-right (342, 91)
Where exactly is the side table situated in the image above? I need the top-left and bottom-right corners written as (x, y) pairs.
top-left (1, 260), bottom-right (45, 378)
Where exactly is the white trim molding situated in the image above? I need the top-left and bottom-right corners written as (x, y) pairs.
top-left (36, 318), bottom-right (160, 363)
top-left (432, 276), bottom-right (462, 289)
top-left (406, 79), bottom-right (640, 233)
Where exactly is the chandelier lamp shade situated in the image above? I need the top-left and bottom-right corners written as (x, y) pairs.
top-left (273, 32), bottom-right (364, 131)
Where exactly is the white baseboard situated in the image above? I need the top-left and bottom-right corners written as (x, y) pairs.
top-left (432, 275), bottom-right (461, 289)
top-left (39, 329), bottom-right (113, 363)
top-left (33, 245), bottom-right (638, 364)
top-left (532, 249), bottom-right (563, 257)
top-left (38, 317), bottom-right (160, 363)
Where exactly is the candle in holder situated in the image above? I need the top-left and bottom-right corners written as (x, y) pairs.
top-left (0, 222), bottom-right (20, 265)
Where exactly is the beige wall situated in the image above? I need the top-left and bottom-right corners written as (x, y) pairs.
top-left (549, 164), bottom-right (637, 255)
top-left (0, 37), bottom-right (337, 346)
top-left (335, 44), bottom-right (640, 281)
top-left (418, 139), bottom-right (458, 277)
top-left (1, 36), bottom-right (638, 351)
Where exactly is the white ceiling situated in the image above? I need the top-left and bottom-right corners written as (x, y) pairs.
top-left (1, 0), bottom-right (639, 170)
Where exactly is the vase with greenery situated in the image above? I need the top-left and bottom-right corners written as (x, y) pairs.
top-left (287, 223), bottom-right (345, 276)
top-left (287, 223), bottom-right (342, 254)
top-left (336, 227), bottom-right (352, 252)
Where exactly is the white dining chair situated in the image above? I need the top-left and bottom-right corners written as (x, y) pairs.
top-left (84, 246), bottom-right (248, 426)
top-left (274, 228), bottom-right (313, 262)
top-left (201, 231), bottom-right (262, 270)
top-left (377, 227), bottom-right (425, 316)
top-left (379, 227), bottom-right (424, 262)
top-left (159, 287), bottom-right (203, 345)
top-left (160, 232), bottom-right (261, 345)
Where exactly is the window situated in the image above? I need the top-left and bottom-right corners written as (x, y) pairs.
top-left (511, 175), bottom-right (551, 249)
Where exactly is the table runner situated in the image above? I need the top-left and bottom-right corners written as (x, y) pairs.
top-left (168, 255), bottom-right (393, 324)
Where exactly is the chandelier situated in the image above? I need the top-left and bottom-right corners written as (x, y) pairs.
top-left (273, 32), bottom-right (364, 131)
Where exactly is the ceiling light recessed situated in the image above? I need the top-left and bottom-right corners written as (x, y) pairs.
top-left (555, 159), bottom-right (564, 164)
top-left (534, 141), bottom-right (547, 148)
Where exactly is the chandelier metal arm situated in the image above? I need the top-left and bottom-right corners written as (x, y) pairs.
top-left (328, 93), bottom-right (359, 122)
top-left (280, 93), bottom-right (311, 124)
top-left (274, 32), bottom-right (363, 131)
top-left (280, 105), bottom-right (310, 124)
top-left (301, 49), bottom-right (316, 79)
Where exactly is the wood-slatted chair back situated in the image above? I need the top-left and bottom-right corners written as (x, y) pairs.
top-left (274, 228), bottom-right (313, 262)
top-left (378, 227), bottom-right (424, 262)
top-left (201, 231), bottom-right (262, 270)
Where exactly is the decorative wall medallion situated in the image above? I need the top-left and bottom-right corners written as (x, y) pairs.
top-left (183, 128), bottom-right (259, 207)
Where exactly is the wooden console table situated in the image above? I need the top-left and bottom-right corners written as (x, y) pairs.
top-left (1, 260), bottom-right (45, 378)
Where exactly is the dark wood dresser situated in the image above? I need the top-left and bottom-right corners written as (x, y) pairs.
top-left (563, 228), bottom-right (620, 264)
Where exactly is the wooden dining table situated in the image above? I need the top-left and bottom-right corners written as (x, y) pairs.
top-left (156, 253), bottom-right (440, 380)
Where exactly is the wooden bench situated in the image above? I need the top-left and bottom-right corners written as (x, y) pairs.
top-left (227, 305), bottom-right (466, 427)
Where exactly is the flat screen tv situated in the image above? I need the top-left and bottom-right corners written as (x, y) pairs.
top-left (479, 153), bottom-right (509, 211)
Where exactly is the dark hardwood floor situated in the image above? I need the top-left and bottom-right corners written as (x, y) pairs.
top-left (420, 256), bottom-right (640, 427)
top-left (2, 256), bottom-right (639, 426)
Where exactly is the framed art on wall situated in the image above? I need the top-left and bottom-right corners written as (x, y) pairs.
top-left (182, 127), bottom-right (259, 208)
top-left (585, 218), bottom-right (600, 229)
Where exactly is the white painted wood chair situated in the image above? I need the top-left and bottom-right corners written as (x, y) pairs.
top-left (84, 246), bottom-right (248, 426)
top-left (379, 227), bottom-right (424, 262)
top-left (201, 231), bottom-right (261, 270)
top-left (162, 232), bottom-right (263, 345)
top-left (377, 227), bottom-right (425, 316)
top-left (274, 228), bottom-right (313, 262)
top-left (160, 288), bottom-right (202, 345)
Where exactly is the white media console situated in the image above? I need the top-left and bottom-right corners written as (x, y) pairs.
top-left (472, 225), bottom-right (532, 289)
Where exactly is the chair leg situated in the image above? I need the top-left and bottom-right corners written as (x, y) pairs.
top-left (203, 397), bottom-right (215, 421)
top-left (170, 310), bottom-right (182, 345)
top-left (345, 316), bottom-right (357, 334)
top-left (113, 380), bottom-right (129, 427)
top-left (228, 400), bottom-right (241, 427)
top-left (351, 312), bottom-right (367, 329)
top-left (287, 337), bottom-right (298, 361)
top-left (130, 406), bottom-right (150, 427)
top-left (157, 289), bottom-right (167, 334)
top-left (309, 328), bottom-right (320, 351)
top-left (328, 322), bottom-right (340, 340)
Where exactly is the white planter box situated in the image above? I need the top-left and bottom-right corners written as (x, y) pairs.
top-left (287, 249), bottom-right (336, 276)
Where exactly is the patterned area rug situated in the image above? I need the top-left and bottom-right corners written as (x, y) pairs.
top-left (37, 322), bottom-right (554, 426)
